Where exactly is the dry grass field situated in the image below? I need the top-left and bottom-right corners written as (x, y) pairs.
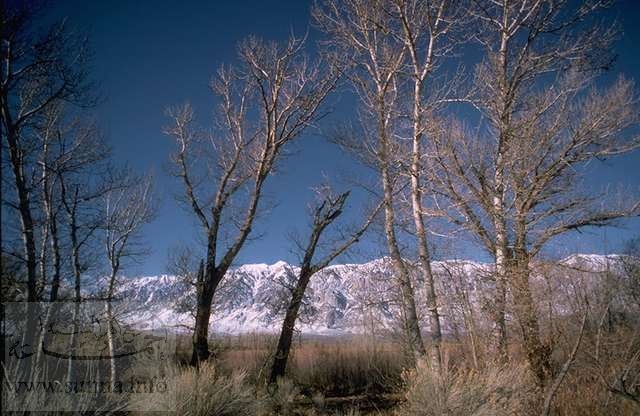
top-left (150, 327), bottom-right (639, 415)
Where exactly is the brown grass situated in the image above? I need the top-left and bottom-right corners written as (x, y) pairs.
top-left (152, 328), bottom-right (640, 415)
top-left (213, 334), bottom-right (407, 397)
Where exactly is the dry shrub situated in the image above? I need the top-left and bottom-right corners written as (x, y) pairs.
top-left (2, 357), bottom-right (131, 414)
top-left (334, 407), bottom-right (364, 416)
top-left (219, 347), bottom-right (273, 384)
top-left (401, 359), bottom-right (540, 416)
top-left (267, 377), bottom-right (300, 415)
top-left (132, 362), bottom-right (264, 416)
top-left (2, 364), bottom-right (106, 414)
top-left (550, 369), bottom-right (639, 416)
top-left (548, 325), bottom-right (640, 415)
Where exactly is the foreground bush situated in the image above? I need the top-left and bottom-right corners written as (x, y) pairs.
top-left (267, 378), bottom-right (300, 416)
top-left (401, 360), bottom-right (540, 416)
top-left (133, 363), bottom-right (264, 416)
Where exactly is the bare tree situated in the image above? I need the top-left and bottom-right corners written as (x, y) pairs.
top-left (269, 189), bottom-right (381, 384)
top-left (622, 238), bottom-right (640, 310)
top-left (314, 0), bottom-right (466, 367)
top-left (440, 261), bottom-right (484, 370)
top-left (1, 3), bottom-right (94, 304)
top-left (432, 0), bottom-right (639, 385)
top-left (32, 104), bottom-right (78, 367)
top-left (164, 35), bottom-right (335, 365)
top-left (431, 117), bottom-right (511, 361)
top-left (167, 245), bottom-right (203, 332)
top-left (2, 3), bottom-right (95, 379)
top-left (53, 121), bottom-right (111, 381)
top-left (387, 0), bottom-right (469, 372)
top-left (34, 105), bottom-right (104, 303)
top-left (35, 103), bottom-right (66, 303)
top-left (314, 0), bottom-right (428, 362)
top-left (584, 243), bottom-right (640, 409)
top-left (103, 173), bottom-right (155, 389)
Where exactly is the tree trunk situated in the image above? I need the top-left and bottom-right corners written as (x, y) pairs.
top-left (106, 301), bottom-right (117, 390)
top-left (191, 294), bottom-right (213, 365)
top-left (3, 125), bottom-right (39, 377)
top-left (35, 215), bottom-right (62, 369)
top-left (38, 223), bottom-right (48, 299)
top-left (410, 80), bottom-right (442, 372)
top-left (492, 19), bottom-right (511, 363)
top-left (4, 127), bottom-right (38, 303)
top-left (381, 157), bottom-right (426, 361)
top-left (35, 139), bottom-right (64, 369)
top-left (49, 219), bottom-right (62, 302)
top-left (269, 269), bottom-right (312, 383)
top-left (190, 263), bottom-right (221, 366)
top-left (412, 177), bottom-right (442, 370)
top-left (67, 302), bottom-right (80, 382)
top-left (493, 208), bottom-right (509, 361)
top-left (511, 221), bottom-right (551, 386)
top-left (106, 267), bottom-right (118, 390)
top-left (458, 271), bottom-right (482, 370)
top-left (67, 198), bottom-right (82, 382)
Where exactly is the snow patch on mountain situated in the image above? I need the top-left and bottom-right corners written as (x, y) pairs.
top-left (114, 254), bottom-right (630, 335)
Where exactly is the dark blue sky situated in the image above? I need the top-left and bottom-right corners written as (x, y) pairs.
top-left (45, 0), bottom-right (640, 276)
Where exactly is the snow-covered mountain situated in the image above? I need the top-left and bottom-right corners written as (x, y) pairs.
top-left (114, 254), bottom-right (631, 335)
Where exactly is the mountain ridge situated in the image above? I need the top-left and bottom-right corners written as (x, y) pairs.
top-left (116, 254), bottom-right (629, 335)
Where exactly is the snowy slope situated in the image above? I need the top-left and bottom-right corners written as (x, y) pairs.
top-left (114, 254), bottom-right (629, 335)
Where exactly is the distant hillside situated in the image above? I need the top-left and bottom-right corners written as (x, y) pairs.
top-left (112, 254), bottom-right (635, 335)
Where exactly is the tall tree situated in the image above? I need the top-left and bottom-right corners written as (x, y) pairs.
top-left (2, 4), bottom-right (94, 378)
top-left (315, 0), bottom-right (425, 360)
top-left (33, 105), bottom-right (101, 368)
top-left (165, 36), bottom-right (335, 365)
top-left (1, 3), bottom-right (94, 304)
top-left (37, 104), bottom-right (64, 303)
top-left (433, 0), bottom-right (639, 384)
top-left (387, 0), bottom-right (466, 372)
top-left (315, 0), bottom-right (462, 365)
top-left (55, 120), bottom-right (111, 382)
